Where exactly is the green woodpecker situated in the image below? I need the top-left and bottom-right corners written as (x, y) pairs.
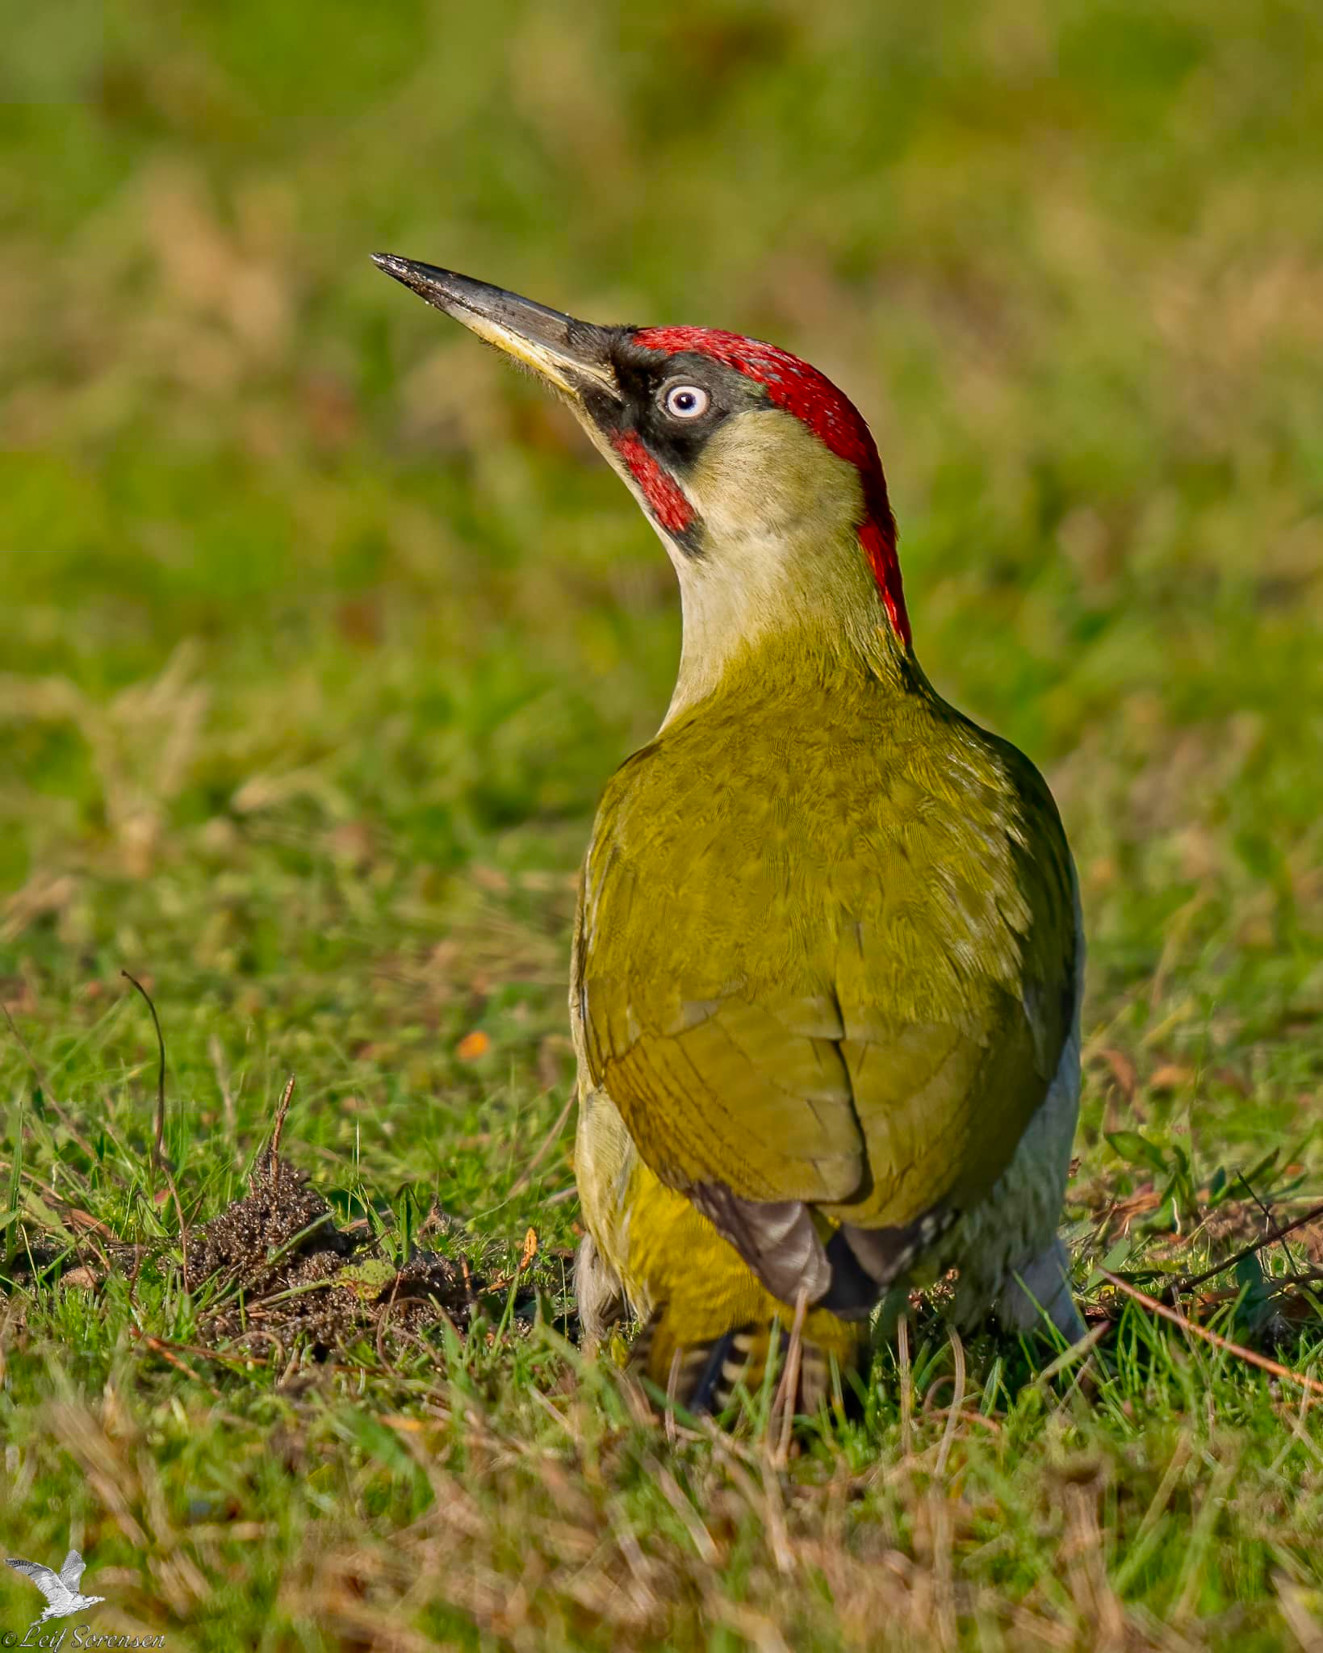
top-left (375, 255), bottom-right (1086, 1409)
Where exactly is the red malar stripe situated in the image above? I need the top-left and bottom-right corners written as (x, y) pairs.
top-left (610, 429), bottom-right (694, 535)
top-left (633, 326), bottom-right (910, 646)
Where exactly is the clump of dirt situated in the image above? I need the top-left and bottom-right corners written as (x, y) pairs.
top-left (189, 1147), bottom-right (348, 1283)
top-left (191, 1147), bottom-right (479, 1358)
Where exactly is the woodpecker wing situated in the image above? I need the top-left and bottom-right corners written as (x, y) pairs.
top-left (575, 672), bottom-right (1078, 1305)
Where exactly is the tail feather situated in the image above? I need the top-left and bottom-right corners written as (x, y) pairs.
top-left (630, 1308), bottom-right (860, 1416)
top-left (684, 1329), bottom-right (743, 1413)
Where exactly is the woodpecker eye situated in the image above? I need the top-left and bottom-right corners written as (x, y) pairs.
top-left (662, 383), bottom-right (710, 420)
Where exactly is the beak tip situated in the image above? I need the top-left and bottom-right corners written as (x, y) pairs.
top-left (369, 256), bottom-right (617, 397)
top-left (371, 251), bottom-right (466, 310)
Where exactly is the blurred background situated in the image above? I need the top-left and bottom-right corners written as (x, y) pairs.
top-left (1, 0), bottom-right (1320, 1191)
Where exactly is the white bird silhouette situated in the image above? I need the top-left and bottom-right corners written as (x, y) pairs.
top-left (5, 1550), bottom-right (104, 1624)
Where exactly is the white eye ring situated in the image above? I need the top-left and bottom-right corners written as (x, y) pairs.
top-left (663, 383), bottom-right (710, 420)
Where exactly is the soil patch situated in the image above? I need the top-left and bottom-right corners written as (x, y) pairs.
top-left (190, 1147), bottom-right (481, 1358)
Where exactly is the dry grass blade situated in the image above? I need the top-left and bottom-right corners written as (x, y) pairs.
top-left (897, 1311), bottom-right (913, 1458)
top-left (772, 1286), bottom-right (808, 1466)
top-left (506, 1089), bottom-right (575, 1200)
top-left (715, 1438), bottom-right (794, 1578)
top-left (1100, 1270), bottom-right (1323, 1398)
top-left (120, 971), bottom-right (194, 1288)
top-left (653, 1462), bottom-right (719, 1566)
top-left (271, 1074), bottom-right (296, 1162)
top-left (120, 970), bottom-right (167, 1168)
top-left (1275, 1572), bottom-right (1323, 1653)
top-left (1034, 1322), bottom-right (1109, 1388)
top-left (664, 1348), bottom-right (681, 1447)
top-left (934, 1326), bottom-right (965, 1477)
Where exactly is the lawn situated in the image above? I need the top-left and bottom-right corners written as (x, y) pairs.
top-left (1, 1), bottom-right (1321, 1647)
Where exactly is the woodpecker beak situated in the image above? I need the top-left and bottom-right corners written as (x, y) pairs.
top-left (372, 255), bottom-right (619, 401)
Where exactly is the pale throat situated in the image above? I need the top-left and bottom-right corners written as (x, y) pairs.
top-left (658, 412), bottom-right (903, 724)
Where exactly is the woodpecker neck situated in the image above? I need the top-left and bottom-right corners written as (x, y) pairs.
top-left (664, 548), bottom-right (909, 726)
top-left (656, 408), bottom-right (910, 727)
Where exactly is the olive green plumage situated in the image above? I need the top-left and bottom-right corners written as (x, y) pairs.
top-left (372, 256), bottom-right (1086, 1411)
top-left (571, 612), bottom-right (1082, 1399)
top-left (576, 634), bottom-right (1075, 1247)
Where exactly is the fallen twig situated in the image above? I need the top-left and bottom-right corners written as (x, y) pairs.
top-left (1100, 1269), bottom-right (1323, 1399)
top-left (1171, 1199), bottom-right (1323, 1295)
top-left (128, 1326), bottom-right (223, 1397)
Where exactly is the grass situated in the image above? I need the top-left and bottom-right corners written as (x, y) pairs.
top-left (1, 0), bottom-right (1322, 1645)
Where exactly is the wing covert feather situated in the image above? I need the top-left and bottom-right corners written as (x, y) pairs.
top-left (574, 670), bottom-right (1077, 1235)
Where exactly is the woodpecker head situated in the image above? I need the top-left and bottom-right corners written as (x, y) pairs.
top-left (374, 256), bottom-right (910, 704)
